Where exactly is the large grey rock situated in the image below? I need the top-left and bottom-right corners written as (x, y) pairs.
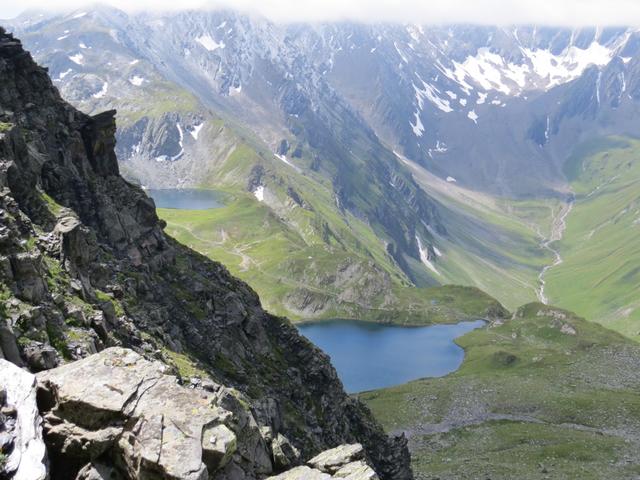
top-left (0, 322), bottom-right (23, 367)
top-left (9, 252), bottom-right (48, 303)
top-left (333, 461), bottom-right (379, 480)
top-left (267, 466), bottom-right (331, 480)
top-left (0, 359), bottom-right (48, 480)
top-left (21, 342), bottom-right (59, 372)
top-left (266, 444), bottom-right (378, 480)
top-left (271, 433), bottom-right (300, 470)
top-left (36, 347), bottom-right (256, 480)
top-left (308, 444), bottom-right (365, 473)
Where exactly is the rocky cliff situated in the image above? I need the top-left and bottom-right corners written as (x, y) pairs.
top-left (0, 27), bottom-right (412, 479)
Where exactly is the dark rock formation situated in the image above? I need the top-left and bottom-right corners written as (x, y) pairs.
top-left (0, 27), bottom-right (412, 479)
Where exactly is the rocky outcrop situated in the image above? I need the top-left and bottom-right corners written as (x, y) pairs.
top-left (267, 444), bottom-right (378, 480)
top-left (34, 348), bottom-right (380, 480)
top-left (36, 348), bottom-right (269, 479)
top-left (0, 359), bottom-right (47, 480)
top-left (0, 27), bottom-right (412, 480)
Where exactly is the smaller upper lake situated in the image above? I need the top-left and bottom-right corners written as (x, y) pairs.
top-left (148, 189), bottom-right (225, 210)
top-left (298, 319), bottom-right (484, 393)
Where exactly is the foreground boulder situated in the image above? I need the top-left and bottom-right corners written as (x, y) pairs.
top-left (34, 348), bottom-right (383, 480)
top-left (38, 347), bottom-right (271, 480)
top-left (0, 359), bottom-right (47, 480)
top-left (36, 347), bottom-right (275, 479)
top-left (267, 444), bottom-right (378, 480)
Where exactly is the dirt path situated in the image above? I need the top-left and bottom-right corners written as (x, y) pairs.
top-left (536, 195), bottom-right (575, 304)
top-left (399, 412), bottom-right (640, 443)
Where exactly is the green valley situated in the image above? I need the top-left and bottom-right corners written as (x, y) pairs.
top-left (362, 303), bottom-right (640, 479)
top-left (545, 136), bottom-right (640, 340)
top-left (398, 155), bottom-right (560, 310)
top-left (158, 194), bottom-right (506, 323)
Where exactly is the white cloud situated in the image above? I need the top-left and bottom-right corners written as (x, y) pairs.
top-left (2, 0), bottom-right (640, 26)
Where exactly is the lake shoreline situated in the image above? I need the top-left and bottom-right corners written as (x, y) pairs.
top-left (298, 319), bottom-right (485, 393)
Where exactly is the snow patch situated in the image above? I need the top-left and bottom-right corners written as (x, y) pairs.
top-left (522, 41), bottom-right (614, 90)
top-left (190, 123), bottom-right (204, 140)
top-left (57, 34), bottom-right (69, 41)
top-left (435, 60), bottom-right (473, 94)
top-left (92, 82), bottom-right (108, 99)
top-left (68, 53), bottom-right (84, 65)
top-left (467, 110), bottom-right (478, 123)
top-left (58, 68), bottom-right (72, 80)
top-left (432, 140), bottom-right (447, 153)
top-left (79, 42), bottom-right (87, 49)
top-left (394, 42), bottom-right (409, 63)
top-left (196, 34), bottom-right (225, 51)
top-left (413, 74), bottom-right (453, 113)
top-left (477, 92), bottom-right (488, 104)
top-left (406, 25), bottom-right (421, 43)
top-left (72, 11), bottom-right (87, 19)
top-left (410, 110), bottom-right (424, 137)
top-left (171, 123), bottom-right (184, 161)
top-left (544, 115), bottom-right (550, 142)
top-left (428, 141), bottom-right (448, 156)
top-left (459, 98), bottom-right (467, 106)
top-left (129, 76), bottom-right (145, 86)
top-left (416, 235), bottom-right (440, 276)
top-left (452, 48), bottom-right (516, 95)
top-left (129, 59), bottom-right (140, 65)
top-left (274, 153), bottom-right (299, 172)
top-left (446, 176), bottom-right (457, 183)
top-left (253, 185), bottom-right (264, 202)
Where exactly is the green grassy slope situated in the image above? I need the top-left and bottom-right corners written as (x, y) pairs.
top-left (362, 303), bottom-right (640, 479)
top-left (399, 157), bottom-right (558, 310)
top-left (545, 136), bottom-right (640, 340)
top-left (148, 114), bottom-right (509, 323)
top-left (156, 129), bottom-right (556, 321)
top-left (159, 195), bottom-right (507, 323)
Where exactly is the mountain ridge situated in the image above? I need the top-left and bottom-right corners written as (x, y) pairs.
top-left (0, 26), bottom-right (412, 478)
top-left (7, 6), bottom-right (640, 330)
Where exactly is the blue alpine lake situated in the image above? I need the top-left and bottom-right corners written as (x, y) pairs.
top-left (148, 188), bottom-right (225, 210)
top-left (297, 319), bottom-right (485, 393)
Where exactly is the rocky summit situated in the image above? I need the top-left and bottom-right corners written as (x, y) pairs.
top-left (0, 27), bottom-right (411, 479)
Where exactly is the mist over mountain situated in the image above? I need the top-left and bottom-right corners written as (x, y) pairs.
top-left (10, 9), bottom-right (640, 196)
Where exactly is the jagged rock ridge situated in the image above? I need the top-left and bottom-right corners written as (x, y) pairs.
top-left (0, 27), bottom-right (412, 479)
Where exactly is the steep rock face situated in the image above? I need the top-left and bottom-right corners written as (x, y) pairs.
top-left (0, 28), bottom-right (411, 479)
